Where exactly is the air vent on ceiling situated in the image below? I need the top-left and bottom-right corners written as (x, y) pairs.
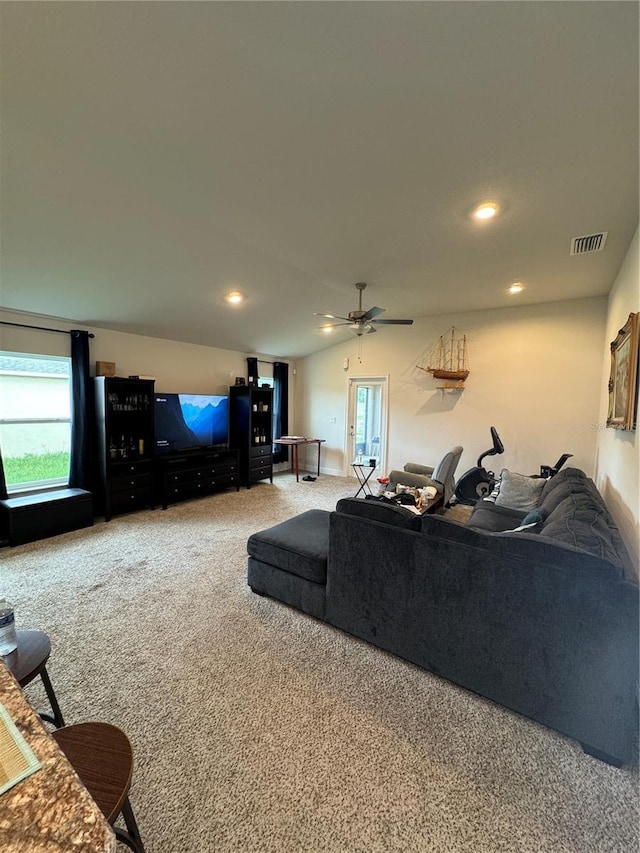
top-left (570, 232), bottom-right (608, 255)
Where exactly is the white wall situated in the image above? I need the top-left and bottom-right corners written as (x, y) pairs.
top-left (0, 314), bottom-right (300, 478)
top-left (0, 310), bottom-right (295, 445)
top-left (595, 228), bottom-right (639, 566)
top-left (297, 298), bottom-right (607, 483)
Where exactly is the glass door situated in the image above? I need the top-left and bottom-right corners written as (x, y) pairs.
top-left (347, 376), bottom-right (388, 475)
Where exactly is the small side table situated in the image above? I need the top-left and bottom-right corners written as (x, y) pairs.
top-left (352, 463), bottom-right (377, 497)
top-left (274, 438), bottom-right (325, 482)
top-left (3, 629), bottom-right (66, 728)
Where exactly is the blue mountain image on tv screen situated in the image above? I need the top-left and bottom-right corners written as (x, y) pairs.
top-left (179, 395), bottom-right (228, 445)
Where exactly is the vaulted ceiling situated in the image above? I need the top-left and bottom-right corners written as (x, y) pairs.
top-left (1, 2), bottom-right (638, 358)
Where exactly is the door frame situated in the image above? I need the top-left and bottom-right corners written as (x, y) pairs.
top-left (344, 374), bottom-right (389, 477)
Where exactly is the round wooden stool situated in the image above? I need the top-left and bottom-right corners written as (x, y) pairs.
top-left (3, 629), bottom-right (66, 727)
top-left (53, 722), bottom-right (146, 853)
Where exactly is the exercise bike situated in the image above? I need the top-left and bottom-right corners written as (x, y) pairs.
top-left (454, 426), bottom-right (504, 505)
top-left (454, 427), bottom-right (574, 506)
top-left (539, 453), bottom-right (573, 479)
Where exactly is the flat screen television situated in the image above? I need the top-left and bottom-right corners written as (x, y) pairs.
top-left (154, 393), bottom-right (229, 453)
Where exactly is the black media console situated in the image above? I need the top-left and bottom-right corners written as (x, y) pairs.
top-left (155, 448), bottom-right (240, 510)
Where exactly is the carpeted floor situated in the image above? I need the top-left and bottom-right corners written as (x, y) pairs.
top-left (2, 473), bottom-right (638, 852)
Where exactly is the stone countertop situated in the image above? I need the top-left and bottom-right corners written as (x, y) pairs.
top-left (0, 660), bottom-right (116, 853)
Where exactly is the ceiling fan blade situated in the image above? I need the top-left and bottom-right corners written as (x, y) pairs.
top-left (314, 312), bottom-right (351, 322)
top-left (362, 306), bottom-right (386, 320)
top-left (314, 284), bottom-right (412, 335)
top-left (370, 318), bottom-right (414, 325)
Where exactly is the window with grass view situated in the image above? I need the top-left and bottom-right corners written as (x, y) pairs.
top-left (0, 353), bottom-right (72, 492)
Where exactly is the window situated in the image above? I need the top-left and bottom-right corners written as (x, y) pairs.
top-left (0, 352), bottom-right (72, 492)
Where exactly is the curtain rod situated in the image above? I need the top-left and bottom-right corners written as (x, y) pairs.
top-left (0, 320), bottom-right (95, 338)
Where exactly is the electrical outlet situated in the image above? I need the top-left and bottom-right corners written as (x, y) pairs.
top-left (330, 416), bottom-right (336, 423)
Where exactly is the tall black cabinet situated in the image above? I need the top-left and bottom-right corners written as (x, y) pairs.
top-left (230, 385), bottom-right (273, 487)
top-left (94, 377), bottom-right (155, 520)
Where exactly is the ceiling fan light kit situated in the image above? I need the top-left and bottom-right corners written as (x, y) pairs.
top-left (314, 282), bottom-right (414, 337)
top-left (473, 201), bottom-right (500, 220)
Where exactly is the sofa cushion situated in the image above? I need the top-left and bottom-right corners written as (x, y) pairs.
top-left (545, 492), bottom-right (605, 524)
top-left (467, 502), bottom-right (527, 532)
top-left (541, 510), bottom-right (621, 566)
top-left (539, 478), bottom-right (598, 516)
top-left (420, 514), bottom-right (625, 579)
top-left (336, 497), bottom-right (422, 531)
top-left (494, 469), bottom-right (546, 511)
top-left (539, 467), bottom-right (587, 501)
top-left (247, 509), bottom-right (330, 584)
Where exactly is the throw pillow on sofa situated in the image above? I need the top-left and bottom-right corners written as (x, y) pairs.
top-left (521, 506), bottom-right (549, 525)
top-left (493, 469), bottom-right (546, 512)
top-left (467, 502), bottom-right (527, 532)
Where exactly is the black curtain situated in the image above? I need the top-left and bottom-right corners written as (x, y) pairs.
top-left (272, 361), bottom-right (289, 464)
top-left (247, 357), bottom-right (258, 387)
top-left (0, 447), bottom-right (7, 500)
top-left (69, 330), bottom-right (93, 490)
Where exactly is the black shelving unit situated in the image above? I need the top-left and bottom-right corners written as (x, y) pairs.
top-left (93, 376), bottom-right (155, 520)
top-left (229, 386), bottom-right (273, 487)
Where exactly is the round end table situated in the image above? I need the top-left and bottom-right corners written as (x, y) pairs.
top-left (2, 629), bottom-right (66, 727)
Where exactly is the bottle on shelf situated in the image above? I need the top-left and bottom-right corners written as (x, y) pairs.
top-left (0, 598), bottom-right (18, 655)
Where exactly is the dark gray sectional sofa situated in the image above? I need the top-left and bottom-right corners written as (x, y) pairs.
top-left (247, 468), bottom-right (639, 765)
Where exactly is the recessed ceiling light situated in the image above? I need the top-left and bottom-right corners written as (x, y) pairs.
top-left (473, 202), bottom-right (499, 220)
top-left (225, 291), bottom-right (243, 304)
top-left (507, 282), bottom-right (525, 294)
top-left (321, 325), bottom-right (334, 334)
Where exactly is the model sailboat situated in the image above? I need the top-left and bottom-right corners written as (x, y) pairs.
top-left (418, 328), bottom-right (469, 387)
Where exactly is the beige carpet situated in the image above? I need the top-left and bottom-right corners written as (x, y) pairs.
top-left (2, 473), bottom-right (638, 852)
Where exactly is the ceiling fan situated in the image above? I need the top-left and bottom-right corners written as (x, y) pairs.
top-left (315, 282), bottom-right (414, 336)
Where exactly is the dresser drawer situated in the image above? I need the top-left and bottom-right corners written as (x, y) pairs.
top-left (250, 465), bottom-right (272, 482)
top-left (110, 487), bottom-right (154, 513)
top-left (111, 473), bottom-right (153, 494)
top-left (250, 445), bottom-right (272, 459)
top-left (211, 461), bottom-right (238, 476)
top-left (110, 459), bottom-right (152, 477)
top-left (166, 467), bottom-right (210, 484)
top-left (170, 481), bottom-right (209, 500)
top-left (210, 472), bottom-right (239, 488)
top-left (250, 454), bottom-right (272, 470)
